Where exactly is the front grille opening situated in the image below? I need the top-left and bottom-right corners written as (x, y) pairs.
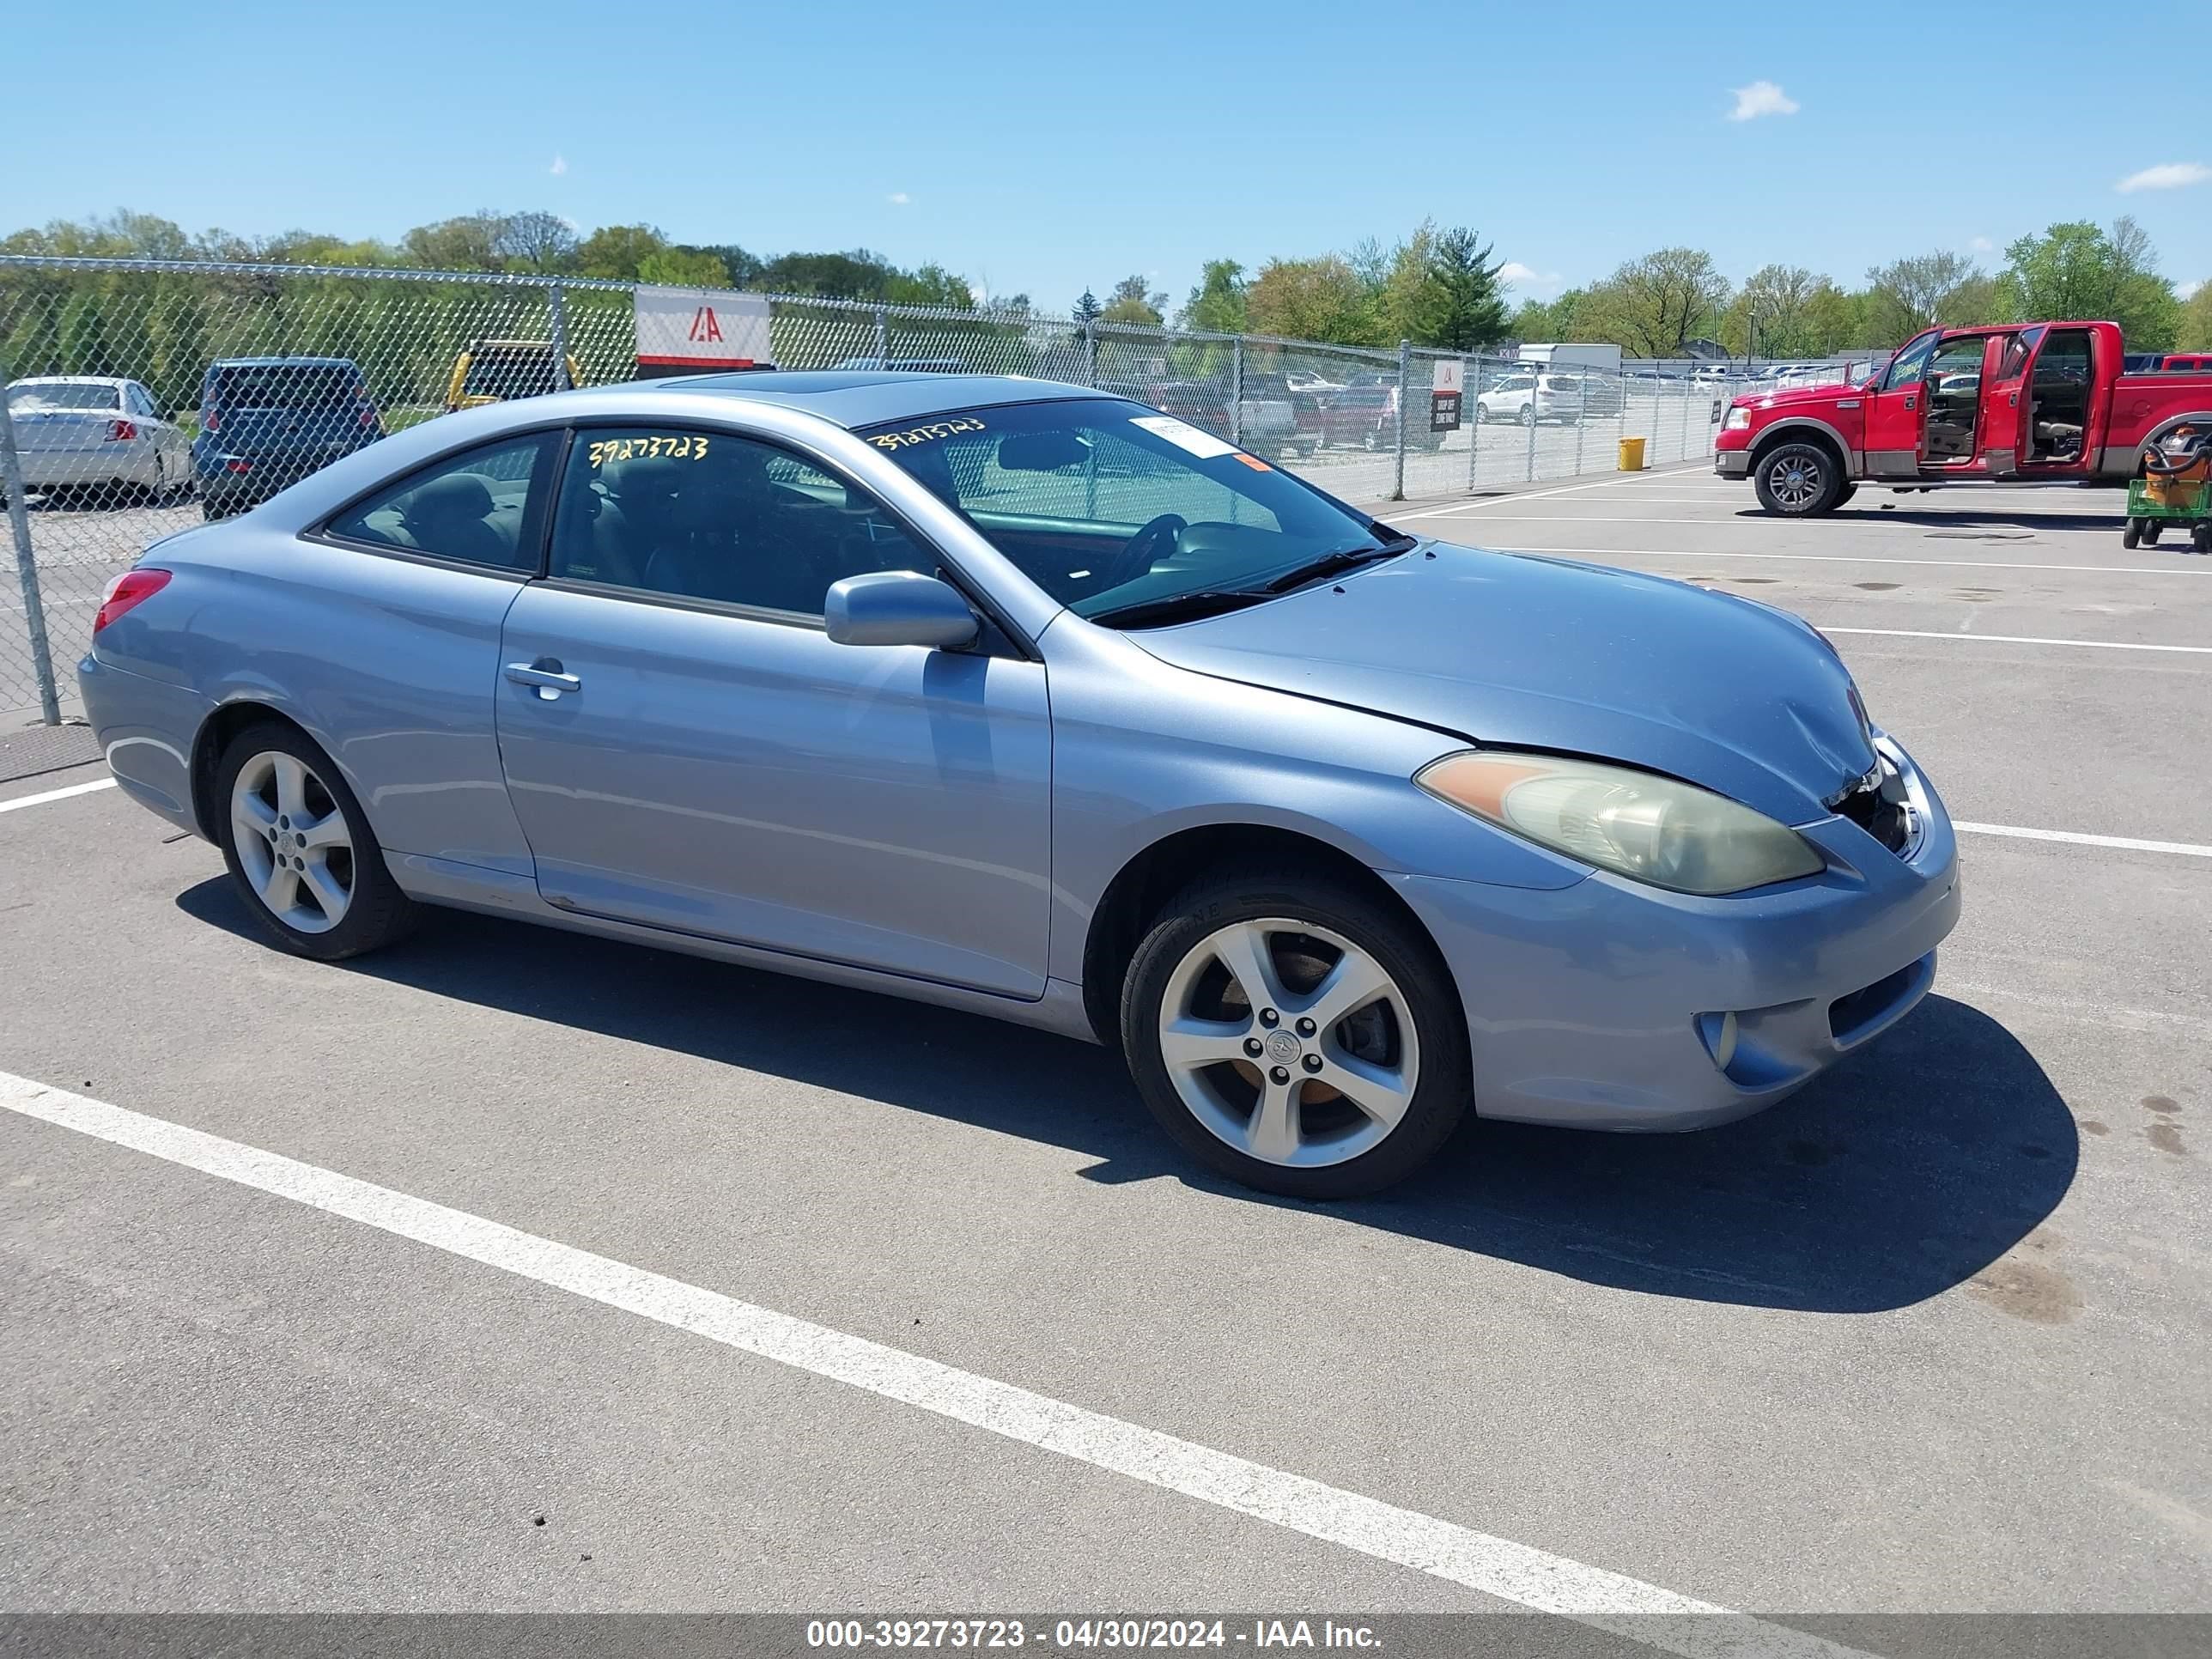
top-left (1828, 961), bottom-right (1920, 1042)
top-left (1830, 757), bottom-right (1912, 854)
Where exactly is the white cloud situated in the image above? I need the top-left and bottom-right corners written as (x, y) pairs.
top-left (2181, 278), bottom-right (2205, 301)
top-left (2117, 161), bottom-right (2209, 193)
top-left (549, 155), bottom-right (567, 176)
top-left (886, 191), bottom-right (911, 206)
top-left (1728, 80), bottom-right (1799, 121)
top-left (1968, 235), bottom-right (1996, 254)
top-left (1498, 262), bottom-right (1565, 297)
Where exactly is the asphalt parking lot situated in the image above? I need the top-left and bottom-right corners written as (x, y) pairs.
top-left (3, 462), bottom-right (2206, 1649)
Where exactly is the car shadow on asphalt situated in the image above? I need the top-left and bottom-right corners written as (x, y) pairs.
top-left (180, 879), bottom-right (2075, 1317)
top-left (1792, 506), bottom-right (2120, 532)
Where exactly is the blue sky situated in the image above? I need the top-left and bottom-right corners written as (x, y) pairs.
top-left (17, 0), bottom-right (2209, 310)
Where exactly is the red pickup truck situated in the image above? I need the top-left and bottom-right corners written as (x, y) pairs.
top-left (1715, 320), bottom-right (2212, 515)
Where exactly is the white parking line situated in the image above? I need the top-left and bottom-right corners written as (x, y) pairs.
top-left (1390, 470), bottom-right (1711, 516)
top-left (1821, 627), bottom-right (2212, 655)
top-left (1483, 545), bottom-right (2210, 579)
top-left (0, 1070), bottom-right (1868, 1659)
top-left (0, 777), bottom-right (115, 814)
top-left (1957, 823), bottom-right (2212, 859)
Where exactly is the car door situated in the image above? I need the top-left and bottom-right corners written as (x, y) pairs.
top-left (1976, 331), bottom-right (2033, 473)
top-left (494, 419), bottom-right (1054, 999)
top-left (1863, 330), bottom-right (1941, 477)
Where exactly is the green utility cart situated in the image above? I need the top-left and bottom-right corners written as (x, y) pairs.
top-left (2122, 477), bottom-right (2212, 552)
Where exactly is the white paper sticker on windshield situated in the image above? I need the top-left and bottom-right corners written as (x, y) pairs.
top-left (1129, 415), bottom-right (1237, 459)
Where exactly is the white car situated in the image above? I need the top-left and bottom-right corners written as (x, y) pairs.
top-left (4, 376), bottom-right (193, 502)
top-left (1475, 373), bottom-right (1584, 427)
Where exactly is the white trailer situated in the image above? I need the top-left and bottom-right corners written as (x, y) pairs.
top-left (1516, 343), bottom-right (1624, 375)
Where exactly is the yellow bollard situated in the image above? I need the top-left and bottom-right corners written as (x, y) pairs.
top-left (1617, 437), bottom-right (1647, 471)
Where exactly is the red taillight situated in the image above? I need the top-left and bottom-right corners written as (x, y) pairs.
top-left (94, 568), bottom-right (170, 632)
top-left (225, 459), bottom-right (252, 473)
top-left (106, 419), bottom-right (137, 442)
top-left (358, 404), bottom-right (378, 427)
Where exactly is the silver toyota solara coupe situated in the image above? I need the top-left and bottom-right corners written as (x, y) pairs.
top-left (80, 373), bottom-right (1961, 1197)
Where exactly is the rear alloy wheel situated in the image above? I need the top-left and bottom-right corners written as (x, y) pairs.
top-left (216, 724), bottom-right (418, 960)
top-left (1753, 441), bottom-right (1845, 516)
top-left (1519, 404), bottom-right (1539, 428)
top-left (1122, 871), bottom-right (1471, 1198)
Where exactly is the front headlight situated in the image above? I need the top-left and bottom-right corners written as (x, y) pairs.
top-left (1416, 750), bottom-right (1826, 896)
top-left (1724, 407), bottom-right (1752, 431)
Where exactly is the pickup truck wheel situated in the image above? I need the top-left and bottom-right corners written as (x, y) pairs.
top-left (1753, 441), bottom-right (1844, 516)
top-left (1832, 483), bottom-right (1857, 507)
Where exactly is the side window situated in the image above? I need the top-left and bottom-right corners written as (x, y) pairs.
top-left (550, 427), bottom-right (936, 617)
top-left (126, 384), bottom-right (158, 419)
top-left (324, 434), bottom-right (553, 571)
top-left (1883, 332), bottom-right (1941, 392)
top-left (1996, 335), bottom-right (2030, 381)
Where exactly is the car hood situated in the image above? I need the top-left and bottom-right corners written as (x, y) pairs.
top-left (1735, 381), bottom-right (1857, 410)
top-left (1127, 544), bottom-right (1877, 823)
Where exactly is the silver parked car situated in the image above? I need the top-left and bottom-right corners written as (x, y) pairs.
top-left (5, 375), bottom-right (194, 501)
top-left (81, 373), bottom-right (1960, 1197)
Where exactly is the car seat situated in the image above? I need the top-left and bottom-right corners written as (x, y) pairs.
top-left (399, 473), bottom-right (509, 565)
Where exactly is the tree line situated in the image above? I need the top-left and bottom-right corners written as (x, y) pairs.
top-left (1502, 220), bottom-right (2208, 357)
top-left (6, 208), bottom-right (2209, 364)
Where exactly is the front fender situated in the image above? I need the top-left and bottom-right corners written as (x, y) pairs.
top-left (1038, 620), bottom-right (1589, 986)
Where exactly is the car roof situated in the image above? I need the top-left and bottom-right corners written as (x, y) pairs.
top-left (208, 356), bottom-right (359, 369)
top-left (623, 370), bottom-right (1102, 429)
top-left (9, 374), bottom-right (131, 386)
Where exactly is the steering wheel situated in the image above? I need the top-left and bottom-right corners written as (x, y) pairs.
top-left (1100, 513), bottom-right (1187, 592)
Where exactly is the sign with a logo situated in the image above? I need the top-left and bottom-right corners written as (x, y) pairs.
top-left (1430, 359), bottom-right (1464, 433)
top-left (633, 286), bottom-right (772, 373)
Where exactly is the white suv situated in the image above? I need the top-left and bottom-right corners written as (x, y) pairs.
top-left (1475, 373), bottom-right (1585, 427)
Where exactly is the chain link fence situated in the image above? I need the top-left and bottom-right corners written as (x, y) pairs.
top-left (0, 254), bottom-right (1772, 725)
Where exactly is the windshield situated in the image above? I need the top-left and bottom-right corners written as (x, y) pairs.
top-left (9, 381), bottom-right (118, 411)
top-left (859, 398), bottom-right (1395, 622)
top-left (464, 347), bottom-right (559, 399)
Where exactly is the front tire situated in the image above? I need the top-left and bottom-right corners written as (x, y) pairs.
top-left (1121, 869), bottom-right (1472, 1199)
top-left (215, 723), bottom-right (419, 961)
top-left (1753, 441), bottom-right (1846, 516)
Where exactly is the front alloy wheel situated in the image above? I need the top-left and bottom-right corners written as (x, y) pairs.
top-left (1122, 872), bottom-right (1470, 1198)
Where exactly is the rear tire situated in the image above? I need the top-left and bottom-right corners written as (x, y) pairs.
top-left (1753, 441), bottom-right (1846, 516)
top-left (2195, 522), bottom-right (2212, 554)
top-left (1121, 867), bottom-right (1472, 1199)
top-left (2142, 523), bottom-right (2164, 546)
top-left (215, 722), bottom-right (419, 962)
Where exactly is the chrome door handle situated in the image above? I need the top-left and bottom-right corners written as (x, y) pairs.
top-left (505, 661), bottom-right (580, 699)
